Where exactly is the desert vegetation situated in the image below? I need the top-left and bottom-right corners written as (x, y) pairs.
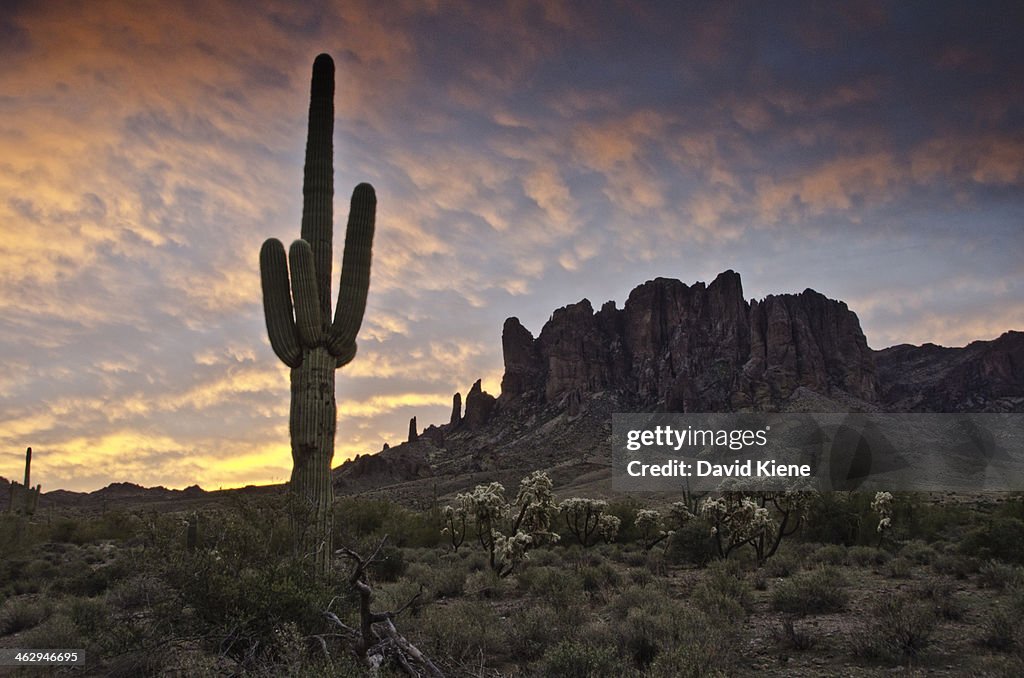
top-left (2, 485), bottom-right (1024, 676)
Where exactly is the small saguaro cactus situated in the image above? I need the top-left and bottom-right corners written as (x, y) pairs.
top-left (259, 53), bottom-right (376, 575)
top-left (9, 447), bottom-right (40, 515)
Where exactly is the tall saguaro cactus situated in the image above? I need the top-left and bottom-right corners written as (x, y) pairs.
top-left (259, 53), bottom-right (376, 575)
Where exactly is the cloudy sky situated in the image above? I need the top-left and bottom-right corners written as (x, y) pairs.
top-left (1, 1), bottom-right (1021, 492)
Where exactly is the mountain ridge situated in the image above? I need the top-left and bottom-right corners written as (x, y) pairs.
top-left (332, 271), bottom-right (1023, 501)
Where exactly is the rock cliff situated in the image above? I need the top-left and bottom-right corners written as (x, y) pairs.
top-left (500, 271), bottom-right (877, 411)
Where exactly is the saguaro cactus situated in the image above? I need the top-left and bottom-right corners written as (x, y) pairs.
top-left (259, 53), bottom-right (376, 575)
top-left (9, 447), bottom-right (40, 515)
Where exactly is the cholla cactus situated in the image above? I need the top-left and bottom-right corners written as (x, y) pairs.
top-left (559, 497), bottom-right (609, 547)
top-left (634, 508), bottom-right (671, 550)
top-left (511, 470), bottom-right (559, 542)
top-left (444, 472), bottom-right (558, 576)
top-left (259, 54), bottom-right (376, 575)
top-left (441, 502), bottom-right (469, 551)
top-left (494, 531), bottom-right (533, 568)
top-left (700, 490), bottom-right (812, 565)
top-left (597, 513), bottom-right (621, 543)
top-left (668, 501), bottom-right (696, 527)
top-left (871, 491), bottom-right (894, 545)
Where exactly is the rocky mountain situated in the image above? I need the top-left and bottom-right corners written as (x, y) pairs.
top-left (6, 481), bottom-right (213, 511)
top-left (500, 270), bottom-right (877, 413)
top-left (876, 331), bottom-right (1024, 412)
top-left (332, 270), bottom-right (1023, 499)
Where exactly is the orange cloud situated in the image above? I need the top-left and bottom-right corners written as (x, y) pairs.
top-left (756, 152), bottom-right (902, 222)
top-left (911, 135), bottom-right (1024, 186)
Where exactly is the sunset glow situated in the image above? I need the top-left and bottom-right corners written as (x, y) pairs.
top-left (1, 1), bottom-right (1021, 491)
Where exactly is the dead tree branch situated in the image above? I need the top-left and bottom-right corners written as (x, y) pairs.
top-left (333, 536), bottom-right (445, 677)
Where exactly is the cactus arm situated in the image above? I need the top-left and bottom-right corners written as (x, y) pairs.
top-left (301, 53), bottom-right (335, 326)
top-left (259, 238), bottom-right (302, 368)
top-left (335, 340), bottom-right (357, 368)
top-left (289, 239), bottom-right (324, 347)
top-left (327, 183), bottom-right (376, 357)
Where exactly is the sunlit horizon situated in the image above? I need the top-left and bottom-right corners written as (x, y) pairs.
top-left (2, 1), bottom-right (1021, 492)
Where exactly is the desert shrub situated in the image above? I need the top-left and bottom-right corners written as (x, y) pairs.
top-left (887, 494), bottom-right (973, 543)
top-left (433, 570), bottom-right (466, 600)
top-left (645, 551), bottom-right (669, 577)
top-left (411, 562), bottom-right (465, 599)
top-left (995, 497), bottom-right (1024, 521)
top-left (507, 603), bottom-right (572, 661)
top-left (57, 554), bottom-right (132, 597)
top-left (802, 492), bottom-right (867, 545)
top-left (960, 517), bottom-right (1024, 565)
top-left (367, 543), bottom-right (405, 582)
top-left (930, 553), bottom-right (977, 579)
top-left (387, 509), bottom-right (444, 549)
top-left (581, 563), bottom-right (621, 593)
top-left (67, 596), bottom-right (109, 638)
top-left (336, 497), bottom-right (444, 548)
top-left (84, 511), bottom-right (144, 543)
top-left (564, 545), bottom-right (603, 570)
top-left (376, 579), bottom-right (425, 618)
top-left (334, 498), bottom-right (392, 538)
top-left (462, 549), bottom-right (488, 573)
top-left (541, 638), bottom-right (623, 678)
top-left (48, 517), bottom-right (83, 543)
top-left (978, 560), bottom-right (1024, 590)
top-left (811, 543), bottom-right (847, 566)
top-left (663, 518), bottom-right (717, 566)
top-left (645, 611), bottom-right (735, 677)
top-left (1, 557), bottom-right (47, 596)
top-left (0, 514), bottom-right (40, 558)
top-left (980, 608), bottom-right (1019, 652)
top-left (976, 655), bottom-right (1024, 677)
top-left (751, 569), bottom-right (768, 590)
top-left (23, 558), bottom-right (58, 582)
top-left (771, 617), bottom-right (815, 652)
top-left (764, 551), bottom-right (802, 577)
top-left (0, 597), bottom-right (51, 636)
top-left (848, 545), bottom-right (891, 567)
top-left (914, 578), bottom-right (966, 621)
top-left (770, 567), bottom-right (848, 616)
top-left (146, 510), bottom-right (335, 670)
top-left (606, 499), bottom-right (642, 543)
top-left (416, 599), bottom-right (505, 664)
top-left (528, 547), bottom-right (561, 567)
top-left (608, 583), bottom-right (669, 621)
top-left (616, 599), bottom-right (736, 673)
top-left (517, 565), bottom-right (582, 606)
top-left (693, 559), bottom-right (752, 611)
top-left (107, 574), bottom-right (172, 612)
top-left (690, 588), bottom-right (746, 625)
top-left (17, 612), bottom-right (82, 651)
top-left (620, 603), bottom-right (674, 668)
top-left (978, 590), bottom-right (1024, 652)
top-left (621, 548), bottom-right (648, 567)
top-left (855, 594), bottom-right (937, 662)
top-left (404, 546), bottom-right (440, 566)
top-left (629, 568), bottom-right (652, 587)
top-left (898, 540), bottom-right (937, 565)
top-left (885, 557), bottom-right (915, 579)
top-left (465, 568), bottom-right (510, 599)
